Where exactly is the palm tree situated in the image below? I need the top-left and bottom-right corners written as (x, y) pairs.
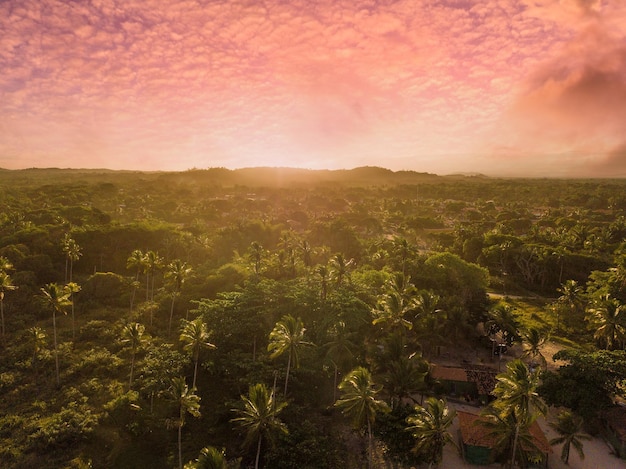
top-left (166, 259), bottom-right (193, 337)
top-left (249, 242), bottom-right (264, 277)
top-left (491, 359), bottom-right (547, 469)
top-left (520, 328), bottom-right (548, 371)
top-left (66, 281), bottom-right (81, 340)
top-left (556, 279), bottom-right (585, 331)
top-left (0, 271), bottom-right (17, 340)
top-left (549, 410), bottom-right (590, 465)
top-left (329, 253), bottom-right (354, 286)
top-left (180, 317), bottom-right (216, 388)
top-left (383, 353), bottom-right (428, 409)
top-left (121, 322), bottom-right (145, 390)
top-left (478, 406), bottom-right (544, 468)
top-left (315, 264), bottom-right (331, 301)
top-left (324, 321), bottom-right (356, 402)
top-left (587, 296), bottom-right (626, 350)
top-left (231, 383), bottom-right (288, 469)
top-left (267, 315), bottom-right (312, 396)
top-left (486, 303), bottom-right (520, 364)
top-left (335, 366), bottom-right (390, 469)
top-left (371, 290), bottom-right (415, 339)
top-left (168, 377), bottom-right (201, 469)
top-left (40, 283), bottom-right (72, 386)
top-left (144, 250), bottom-right (163, 302)
top-left (184, 446), bottom-right (229, 469)
top-left (28, 326), bottom-right (47, 382)
top-left (0, 256), bottom-right (13, 273)
top-left (126, 249), bottom-right (146, 311)
top-left (406, 397), bottom-right (457, 469)
top-left (63, 237), bottom-right (82, 282)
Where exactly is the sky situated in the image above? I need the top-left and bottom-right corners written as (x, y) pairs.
top-left (1, 0), bottom-right (625, 177)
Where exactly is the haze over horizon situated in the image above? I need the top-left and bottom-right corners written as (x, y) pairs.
top-left (2, 0), bottom-right (625, 178)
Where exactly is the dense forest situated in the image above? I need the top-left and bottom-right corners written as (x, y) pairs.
top-left (1, 167), bottom-right (626, 468)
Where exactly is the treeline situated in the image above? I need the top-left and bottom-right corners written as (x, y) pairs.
top-left (0, 168), bottom-right (625, 468)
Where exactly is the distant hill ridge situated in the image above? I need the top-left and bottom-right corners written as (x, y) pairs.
top-left (0, 166), bottom-right (445, 187)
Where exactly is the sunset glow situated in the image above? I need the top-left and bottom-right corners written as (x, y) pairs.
top-left (1, 0), bottom-right (625, 176)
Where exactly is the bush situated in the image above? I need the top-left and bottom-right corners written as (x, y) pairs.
top-left (29, 401), bottom-right (99, 450)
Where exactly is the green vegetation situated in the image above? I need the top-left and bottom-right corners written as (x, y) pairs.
top-left (0, 167), bottom-right (625, 467)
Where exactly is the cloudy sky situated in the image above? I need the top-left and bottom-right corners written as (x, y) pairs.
top-left (1, 0), bottom-right (625, 176)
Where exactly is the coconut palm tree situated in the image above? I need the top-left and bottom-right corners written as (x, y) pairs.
top-left (166, 259), bottom-right (193, 337)
top-left (549, 410), bottom-right (590, 465)
top-left (486, 303), bottom-right (521, 362)
top-left (126, 249), bottom-right (146, 311)
top-left (144, 250), bottom-right (163, 302)
top-left (406, 397), bottom-right (457, 469)
top-left (168, 377), bottom-right (201, 469)
top-left (491, 359), bottom-right (547, 469)
top-left (268, 315), bottom-right (313, 396)
top-left (231, 383), bottom-right (287, 469)
top-left (520, 328), bottom-right (548, 371)
top-left (180, 317), bottom-right (216, 388)
top-left (587, 295), bottom-right (626, 350)
top-left (63, 236), bottom-right (82, 282)
top-left (121, 322), bottom-right (145, 390)
top-left (315, 264), bottom-right (331, 301)
top-left (184, 446), bottom-right (230, 469)
top-left (335, 366), bottom-right (390, 469)
top-left (324, 321), bottom-right (356, 402)
top-left (40, 283), bottom-right (72, 386)
top-left (0, 271), bottom-right (17, 340)
top-left (371, 290), bottom-right (415, 339)
top-left (383, 353), bottom-right (428, 409)
top-left (28, 326), bottom-right (47, 382)
top-left (329, 253), bottom-right (354, 286)
top-left (478, 406), bottom-right (544, 468)
top-left (66, 281), bottom-right (81, 340)
top-left (249, 242), bottom-right (264, 277)
top-left (556, 279), bottom-right (585, 331)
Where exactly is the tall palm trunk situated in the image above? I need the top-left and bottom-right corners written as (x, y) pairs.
top-left (129, 352), bottom-right (135, 391)
top-left (53, 310), bottom-right (60, 387)
top-left (255, 434), bottom-right (262, 469)
top-left (0, 295), bottom-right (5, 340)
top-left (367, 418), bottom-right (373, 469)
top-left (178, 416), bottom-right (183, 469)
top-left (284, 351), bottom-right (292, 396)
top-left (510, 422), bottom-right (520, 469)
top-left (193, 347), bottom-right (199, 389)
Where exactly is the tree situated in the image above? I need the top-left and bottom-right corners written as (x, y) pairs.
top-left (184, 446), bottom-right (231, 469)
top-left (406, 397), bottom-right (456, 469)
top-left (486, 303), bottom-right (521, 363)
top-left (490, 359), bottom-right (547, 469)
top-left (267, 315), bottom-right (312, 396)
top-left (587, 295), bottom-right (626, 350)
top-left (40, 283), bottom-right (72, 387)
top-left (144, 250), bottom-right (163, 302)
top-left (168, 377), bottom-right (201, 469)
top-left (538, 349), bottom-right (626, 421)
top-left (335, 366), bottom-right (390, 469)
top-left (126, 249), bottom-right (146, 312)
top-left (383, 353), bottom-right (428, 409)
top-left (556, 279), bottom-right (585, 331)
top-left (66, 281), bottom-right (81, 340)
top-left (323, 321), bottom-right (356, 402)
top-left (121, 322), bottom-right (146, 391)
top-left (28, 326), bottom-right (47, 381)
top-left (231, 383), bottom-right (287, 469)
top-left (166, 259), bottom-right (193, 337)
top-left (371, 290), bottom-right (415, 340)
top-left (520, 328), bottom-right (548, 371)
top-left (0, 271), bottom-right (17, 340)
top-left (62, 235), bottom-right (82, 283)
top-left (179, 316), bottom-right (216, 388)
top-left (549, 411), bottom-right (590, 465)
top-left (329, 253), bottom-right (354, 286)
top-left (478, 406), bottom-right (544, 468)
